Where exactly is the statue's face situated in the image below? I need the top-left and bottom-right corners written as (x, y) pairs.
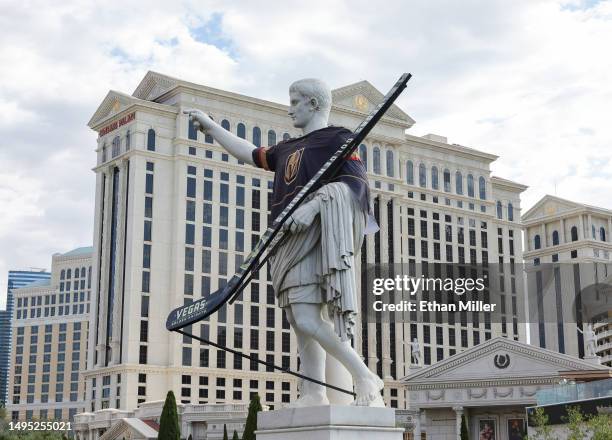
top-left (288, 90), bottom-right (316, 129)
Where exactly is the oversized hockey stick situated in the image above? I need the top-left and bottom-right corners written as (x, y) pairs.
top-left (166, 73), bottom-right (411, 395)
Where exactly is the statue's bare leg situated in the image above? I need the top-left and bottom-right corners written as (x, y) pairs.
top-left (285, 308), bottom-right (329, 406)
top-left (290, 302), bottom-right (384, 407)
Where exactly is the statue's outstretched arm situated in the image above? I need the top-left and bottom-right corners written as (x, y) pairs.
top-left (184, 109), bottom-right (256, 166)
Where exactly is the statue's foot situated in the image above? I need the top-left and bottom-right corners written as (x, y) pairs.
top-left (288, 392), bottom-right (330, 408)
top-left (352, 374), bottom-right (385, 407)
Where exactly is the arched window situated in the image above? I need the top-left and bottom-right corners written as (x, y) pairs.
top-left (204, 116), bottom-right (214, 144)
top-left (455, 171), bottom-right (463, 194)
top-left (386, 150), bottom-right (394, 177)
top-left (600, 227), bottom-right (606, 242)
top-left (552, 230), bottom-right (559, 246)
top-left (443, 169), bottom-right (451, 192)
top-left (496, 201), bottom-right (503, 219)
top-left (508, 202), bottom-right (514, 222)
top-left (571, 226), bottom-right (578, 242)
top-left (66, 269), bottom-right (72, 279)
top-left (268, 129), bottom-right (276, 147)
top-left (112, 136), bottom-right (120, 158)
top-left (147, 128), bottom-right (156, 151)
top-left (81, 267), bottom-right (86, 278)
top-left (534, 234), bottom-right (541, 250)
top-left (221, 119), bottom-right (230, 131)
top-left (406, 160), bottom-right (414, 185)
top-left (479, 176), bottom-right (486, 200)
top-left (237, 123), bottom-right (246, 139)
top-left (252, 126), bottom-right (261, 147)
top-left (419, 163), bottom-right (427, 188)
top-left (359, 144), bottom-right (368, 170)
top-left (188, 119), bottom-right (197, 140)
top-left (60, 270), bottom-right (65, 280)
top-left (592, 225), bottom-right (596, 239)
top-left (431, 166), bottom-right (439, 190)
top-left (283, 132), bottom-right (291, 141)
top-left (373, 146), bottom-right (381, 174)
top-left (467, 174), bottom-right (474, 197)
top-left (125, 130), bottom-right (131, 150)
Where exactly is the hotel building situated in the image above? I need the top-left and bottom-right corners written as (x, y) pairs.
top-left (85, 71), bottom-right (528, 414)
top-left (6, 248), bottom-right (92, 421)
top-left (0, 269), bottom-right (50, 405)
top-left (522, 195), bottom-right (612, 365)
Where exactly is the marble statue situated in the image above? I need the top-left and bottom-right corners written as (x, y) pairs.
top-left (582, 323), bottom-right (598, 357)
top-left (184, 78), bottom-right (384, 407)
top-left (411, 338), bottom-right (421, 366)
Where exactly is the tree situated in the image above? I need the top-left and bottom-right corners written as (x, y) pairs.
top-left (232, 430), bottom-right (240, 440)
top-left (223, 424), bottom-right (228, 440)
top-left (564, 406), bottom-right (586, 440)
top-left (158, 391), bottom-right (180, 440)
top-left (460, 415), bottom-right (469, 440)
top-left (242, 394), bottom-right (262, 440)
top-left (587, 413), bottom-right (612, 440)
top-left (529, 407), bottom-right (553, 440)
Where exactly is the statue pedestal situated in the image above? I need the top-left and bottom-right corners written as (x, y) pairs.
top-left (255, 405), bottom-right (403, 440)
top-left (584, 354), bottom-right (601, 365)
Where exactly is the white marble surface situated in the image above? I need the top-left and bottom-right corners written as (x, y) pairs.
top-left (256, 405), bottom-right (404, 440)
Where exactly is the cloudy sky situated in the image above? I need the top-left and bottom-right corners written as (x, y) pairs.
top-left (1, 0), bottom-right (611, 307)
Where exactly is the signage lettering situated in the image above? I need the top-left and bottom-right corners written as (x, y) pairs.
top-left (99, 112), bottom-right (135, 136)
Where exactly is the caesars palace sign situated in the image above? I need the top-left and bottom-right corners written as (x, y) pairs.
top-left (99, 112), bottom-right (136, 137)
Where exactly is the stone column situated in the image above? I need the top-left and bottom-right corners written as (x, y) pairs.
top-left (540, 224), bottom-right (546, 248)
top-left (413, 408), bottom-right (422, 440)
top-left (96, 167), bottom-right (113, 367)
top-left (579, 215), bottom-right (585, 240)
top-left (561, 218), bottom-right (566, 244)
top-left (453, 406), bottom-right (464, 440)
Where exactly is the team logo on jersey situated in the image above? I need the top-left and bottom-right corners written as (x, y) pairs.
top-left (284, 148), bottom-right (304, 184)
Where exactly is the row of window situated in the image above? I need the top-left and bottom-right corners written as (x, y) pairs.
top-left (533, 225), bottom-right (608, 250)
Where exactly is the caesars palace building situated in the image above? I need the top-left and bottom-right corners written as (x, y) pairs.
top-left (84, 71), bottom-right (528, 414)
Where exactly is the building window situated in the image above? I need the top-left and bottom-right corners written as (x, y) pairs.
top-left (237, 123), bottom-right (246, 139)
top-left (479, 176), bottom-right (486, 200)
top-left (467, 174), bottom-right (474, 197)
top-left (419, 163), bottom-right (427, 188)
top-left (112, 136), bottom-right (120, 158)
top-left (188, 119), bottom-right (198, 140)
top-left (534, 235), bottom-right (541, 250)
top-left (253, 127), bottom-right (261, 147)
top-left (431, 166), bottom-right (439, 190)
top-left (571, 226), bottom-right (578, 241)
top-left (358, 144), bottom-right (367, 170)
top-left (600, 227), bottom-right (606, 241)
top-left (268, 129), bottom-right (276, 146)
top-left (221, 119), bottom-right (230, 131)
top-left (386, 150), bottom-right (394, 177)
top-left (497, 201), bottom-right (503, 219)
top-left (552, 230), bottom-right (559, 246)
top-left (508, 202), bottom-right (514, 221)
top-left (406, 160), bottom-right (414, 185)
top-left (373, 147), bottom-right (381, 174)
top-left (456, 171), bottom-right (463, 194)
top-left (443, 169), bottom-right (451, 192)
top-left (147, 129), bottom-right (156, 151)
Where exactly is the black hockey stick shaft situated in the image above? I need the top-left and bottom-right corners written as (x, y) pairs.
top-left (175, 328), bottom-right (356, 396)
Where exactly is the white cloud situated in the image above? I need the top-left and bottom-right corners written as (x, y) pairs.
top-left (1, 0), bottom-right (612, 306)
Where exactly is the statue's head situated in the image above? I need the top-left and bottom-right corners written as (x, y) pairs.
top-left (288, 78), bottom-right (332, 128)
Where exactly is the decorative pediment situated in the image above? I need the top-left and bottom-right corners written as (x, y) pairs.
top-left (332, 80), bottom-right (415, 126)
top-left (522, 195), bottom-right (583, 221)
top-left (88, 91), bottom-right (137, 128)
top-left (132, 71), bottom-right (179, 101)
top-left (99, 418), bottom-right (158, 440)
top-left (402, 337), bottom-right (609, 384)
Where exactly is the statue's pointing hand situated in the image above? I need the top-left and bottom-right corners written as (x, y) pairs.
top-left (183, 109), bottom-right (216, 133)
